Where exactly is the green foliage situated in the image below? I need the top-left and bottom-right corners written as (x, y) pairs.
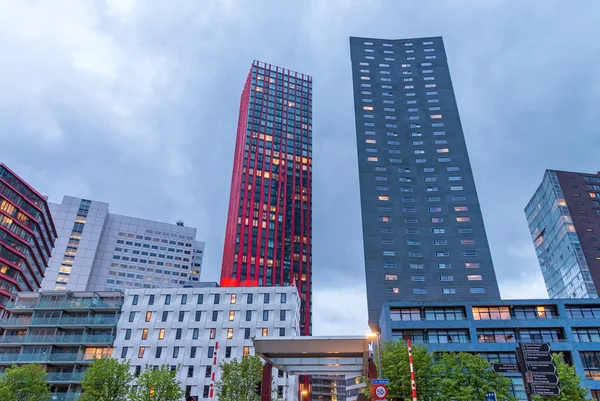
top-left (79, 357), bottom-right (133, 401)
top-left (0, 364), bottom-right (50, 401)
top-left (215, 355), bottom-right (264, 401)
top-left (130, 364), bottom-right (184, 401)
top-left (378, 340), bottom-right (436, 401)
top-left (432, 352), bottom-right (516, 401)
top-left (532, 353), bottom-right (589, 401)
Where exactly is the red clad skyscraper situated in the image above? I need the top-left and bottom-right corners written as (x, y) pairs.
top-left (0, 163), bottom-right (57, 308)
top-left (221, 61), bottom-right (313, 335)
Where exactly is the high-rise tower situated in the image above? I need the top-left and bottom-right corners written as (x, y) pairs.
top-left (526, 169), bottom-right (600, 299)
top-left (0, 163), bottom-right (57, 308)
top-left (349, 37), bottom-right (500, 328)
top-left (221, 61), bottom-right (313, 335)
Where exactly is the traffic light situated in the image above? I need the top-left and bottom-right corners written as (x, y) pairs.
top-left (253, 381), bottom-right (262, 396)
top-left (186, 396), bottom-right (198, 401)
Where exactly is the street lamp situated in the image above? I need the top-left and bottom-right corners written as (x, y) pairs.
top-left (300, 389), bottom-right (308, 401)
top-left (366, 331), bottom-right (382, 379)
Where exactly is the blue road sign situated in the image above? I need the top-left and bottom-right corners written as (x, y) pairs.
top-left (371, 379), bottom-right (389, 385)
top-left (484, 391), bottom-right (497, 401)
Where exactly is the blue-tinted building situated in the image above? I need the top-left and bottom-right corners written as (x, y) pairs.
top-left (379, 298), bottom-right (600, 400)
top-left (349, 36), bottom-right (500, 328)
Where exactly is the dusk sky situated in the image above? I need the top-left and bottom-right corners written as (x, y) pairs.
top-left (2, 0), bottom-right (599, 335)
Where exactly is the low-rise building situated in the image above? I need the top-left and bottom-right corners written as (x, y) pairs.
top-left (113, 285), bottom-right (301, 400)
top-left (379, 299), bottom-right (600, 400)
top-left (0, 290), bottom-right (123, 401)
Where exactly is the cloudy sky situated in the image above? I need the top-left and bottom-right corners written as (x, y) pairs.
top-left (1, 0), bottom-right (599, 335)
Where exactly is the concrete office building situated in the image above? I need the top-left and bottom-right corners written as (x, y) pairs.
top-left (0, 290), bottom-right (123, 401)
top-left (0, 163), bottom-right (57, 308)
top-left (349, 37), bottom-right (500, 328)
top-left (525, 169), bottom-right (600, 298)
top-left (220, 60), bottom-right (313, 336)
top-left (310, 375), bottom-right (347, 401)
top-left (344, 376), bottom-right (364, 401)
top-left (113, 285), bottom-right (301, 400)
top-left (379, 299), bottom-right (600, 400)
top-left (42, 196), bottom-right (205, 292)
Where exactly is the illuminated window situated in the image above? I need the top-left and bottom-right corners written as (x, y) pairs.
top-left (378, 196), bottom-right (389, 201)
top-left (385, 275), bottom-right (398, 280)
top-left (360, 76), bottom-right (370, 80)
top-left (229, 311), bottom-right (235, 321)
top-left (367, 157), bottom-right (378, 162)
top-left (158, 329), bottom-right (165, 340)
top-left (379, 216), bottom-right (391, 222)
top-left (243, 346), bottom-right (250, 356)
top-left (141, 329), bottom-right (148, 340)
top-left (461, 239), bottom-right (475, 245)
top-left (363, 106), bottom-right (373, 111)
top-left (366, 139), bottom-right (376, 144)
top-left (468, 275), bottom-right (482, 281)
top-left (262, 328), bottom-right (268, 337)
top-left (138, 347), bottom-right (145, 358)
top-left (466, 263), bottom-right (480, 269)
top-left (227, 328), bottom-right (234, 339)
top-left (457, 217), bottom-right (471, 222)
top-left (454, 206), bottom-right (468, 211)
top-left (145, 312), bottom-right (152, 322)
top-left (437, 148), bottom-right (449, 153)
top-left (230, 294), bottom-right (237, 304)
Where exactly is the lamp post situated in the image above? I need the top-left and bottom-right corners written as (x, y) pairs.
top-left (300, 389), bottom-right (308, 401)
top-left (366, 332), bottom-right (382, 379)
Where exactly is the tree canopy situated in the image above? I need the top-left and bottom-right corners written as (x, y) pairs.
top-left (130, 364), bottom-right (184, 401)
top-left (215, 355), bottom-right (264, 401)
top-left (0, 364), bottom-right (50, 401)
top-left (79, 357), bottom-right (133, 401)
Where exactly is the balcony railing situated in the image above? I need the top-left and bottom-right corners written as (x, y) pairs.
top-left (6, 299), bottom-right (122, 310)
top-left (46, 372), bottom-right (84, 382)
top-left (0, 334), bottom-right (115, 345)
top-left (0, 352), bottom-right (109, 363)
top-left (49, 393), bottom-right (80, 401)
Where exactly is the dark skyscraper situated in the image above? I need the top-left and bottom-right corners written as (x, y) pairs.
top-left (221, 61), bottom-right (313, 335)
top-left (350, 37), bottom-right (501, 328)
top-left (526, 169), bottom-right (600, 299)
top-left (0, 163), bottom-right (57, 308)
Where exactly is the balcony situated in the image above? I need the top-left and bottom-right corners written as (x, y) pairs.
top-left (0, 334), bottom-right (115, 345)
top-left (46, 372), bottom-right (84, 383)
top-left (5, 299), bottom-right (122, 311)
top-left (49, 393), bottom-right (80, 401)
top-left (0, 352), bottom-right (108, 363)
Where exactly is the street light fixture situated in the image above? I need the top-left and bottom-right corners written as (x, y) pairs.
top-left (366, 331), bottom-right (382, 379)
top-left (300, 389), bottom-right (308, 401)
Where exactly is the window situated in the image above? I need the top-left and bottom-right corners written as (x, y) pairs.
top-left (379, 216), bottom-right (391, 222)
top-left (121, 347), bottom-right (128, 358)
top-left (165, 294), bottom-right (171, 305)
top-left (179, 311), bottom-right (185, 322)
top-left (161, 311), bottom-right (168, 322)
top-left (408, 251), bottom-right (422, 257)
top-left (412, 276), bottom-right (425, 281)
top-left (442, 288), bottom-right (456, 294)
top-left (431, 217), bottom-right (443, 223)
top-left (197, 294), bottom-right (204, 304)
top-left (192, 328), bottom-right (199, 339)
top-left (230, 293), bottom-right (237, 304)
top-left (434, 240), bottom-right (447, 245)
top-left (383, 262), bottom-right (397, 268)
top-left (464, 250), bottom-right (477, 257)
top-left (514, 306), bottom-right (557, 319)
top-left (461, 239), bottom-right (475, 245)
top-left (181, 294), bottom-right (187, 305)
top-left (581, 352), bottom-right (600, 380)
top-left (187, 366), bottom-right (194, 378)
top-left (263, 310), bottom-right (269, 321)
top-left (407, 240), bottom-right (420, 246)
top-left (158, 329), bottom-right (165, 340)
top-left (148, 294), bottom-right (154, 305)
top-left (262, 328), bottom-right (269, 337)
top-left (428, 330), bottom-right (470, 344)
top-left (247, 293), bottom-right (253, 304)
top-left (214, 294), bottom-right (220, 304)
top-left (383, 250), bottom-right (396, 256)
top-left (206, 346), bottom-right (215, 359)
top-left (264, 293), bottom-right (270, 304)
top-left (465, 262), bottom-right (480, 269)
top-left (279, 328), bottom-right (286, 336)
top-left (457, 217), bottom-right (471, 222)
top-left (227, 328), bottom-right (233, 339)
top-left (438, 263), bottom-right (452, 269)
top-left (459, 227), bottom-right (473, 234)
top-left (390, 308), bottom-right (421, 321)
top-left (155, 347), bottom-right (162, 358)
top-left (225, 346), bottom-right (231, 358)
top-left (246, 310), bottom-right (252, 321)
top-left (244, 328), bottom-right (251, 339)
top-left (477, 329), bottom-right (517, 343)
top-left (138, 347), bottom-right (145, 358)
top-left (470, 288), bottom-right (485, 294)
top-left (212, 311), bottom-right (218, 321)
top-left (125, 329), bottom-right (131, 340)
top-left (410, 263), bottom-right (424, 269)
top-left (432, 228), bottom-right (445, 234)
top-left (132, 295), bottom-right (138, 305)
top-left (229, 310), bottom-right (235, 321)
top-left (574, 328), bottom-right (600, 342)
top-left (210, 328), bottom-right (216, 339)
top-left (436, 251), bottom-right (449, 257)
top-left (129, 312), bottom-right (135, 322)
top-left (243, 346), bottom-right (250, 356)
top-left (175, 328), bottom-right (182, 339)
top-left (413, 288), bottom-right (427, 294)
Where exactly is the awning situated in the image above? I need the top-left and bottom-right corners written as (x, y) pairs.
top-left (253, 336), bottom-right (370, 376)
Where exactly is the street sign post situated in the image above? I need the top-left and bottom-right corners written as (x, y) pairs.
top-left (527, 372), bottom-right (559, 385)
top-left (371, 379), bottom-right (389, 385)
top-left (492, 363), bottom-right (520, 373)
top-left (517, 343), bottom-right (559, 400)
top-left (527, 363), bottom-right (557, 373)
top-left (521, 343), bottom-right (551, 353)
top-left (484, 391), bottom-right (497, 401)
top-left (523, 353), bottom-right (554, 363)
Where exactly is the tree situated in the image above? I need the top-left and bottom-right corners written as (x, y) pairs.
top-left (130, 365), bottom-right (184, 401)
top-left (532, 353), bottom-right (589, 401)
top-left (0, 364), bottom-right (50, 401)
top-left (79, 357), bottom-right (133, 401)
top-left (215, 355), bottom-right (264, 401)
top-left (376, 340), bottom-right (436, 401)
top-left (432, 352), bottom-right (516, 401)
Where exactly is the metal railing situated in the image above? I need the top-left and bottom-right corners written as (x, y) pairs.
top-left (46, 372), bottom-right (84, 382)
top-left (0, 334), bottom-right (115, 344)
top-left (6, 299), bottom-right (122, 310)
top-left (0, 352), bottom-right (109, 363)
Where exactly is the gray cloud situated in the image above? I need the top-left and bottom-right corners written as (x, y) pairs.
top-left (1, 0), bottom-right (599, 335)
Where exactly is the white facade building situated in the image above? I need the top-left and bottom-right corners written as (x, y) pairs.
top-left (113, 286), bottom-right (300, 400)
top-left (42, 196), bottom-right (205, 292)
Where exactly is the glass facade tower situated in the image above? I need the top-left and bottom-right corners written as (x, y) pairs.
top-left (349, 37), bottom-right (500, 328)
top-left (525, 169), bottom-right (600, 298)
top-left (0, 163), bottom-right (57, 308)
top-left (221, 61), bottom-right (313, 335)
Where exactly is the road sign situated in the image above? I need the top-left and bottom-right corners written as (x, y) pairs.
top-left (492, 363), bottom-right (520, 373)
top-left (527, 363), bottom-right (557, 373)
top-left (484, 391), bottom-right (497, 401)
top-left (521, 343), bottom-right (551, 353)
top-left (373, 384), bottom-right (388, 400)
top-left (530, 384), bottom-right (561, 396)
top-left (528, 373), bottom-right (559, 385)
top-left (523, 352), bottom-right (553, 363)
top-left (371, 379), bottom-right (389, 385)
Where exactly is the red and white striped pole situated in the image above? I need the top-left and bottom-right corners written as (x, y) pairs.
top-left (407, 339), bottom-right (418, 401)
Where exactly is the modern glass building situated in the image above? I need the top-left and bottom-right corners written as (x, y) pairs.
top-left (379, 298), bottom-right (600, 400)
top-left (221, 61), bottom-right (313, 336)
top-left (349, 37), bottom-right (500, 328)
top-left (525, 169), bottom-right (600, 298)
top-left (0, 163), bottom-right (57, 308)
